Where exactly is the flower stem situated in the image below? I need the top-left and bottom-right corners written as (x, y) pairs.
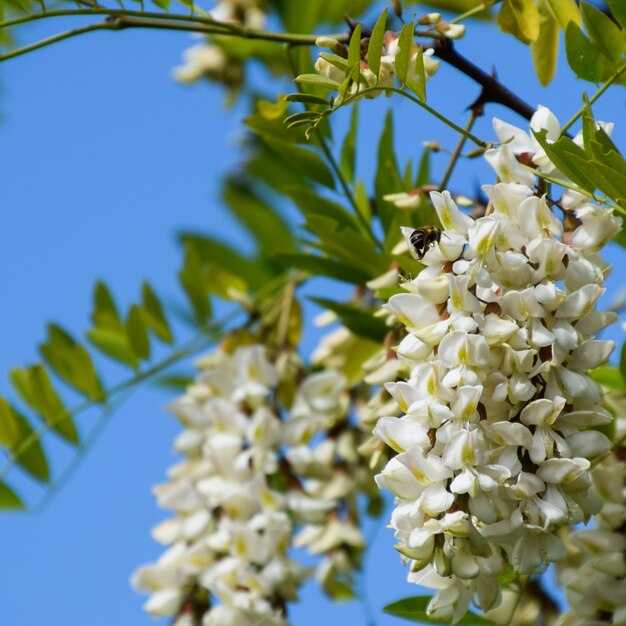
top-left (341, 86), bottom-right (490, 148)
top-left (560, 61), bottom-right (626, 135)
top-left (438, 110), bottom-right (477, 190)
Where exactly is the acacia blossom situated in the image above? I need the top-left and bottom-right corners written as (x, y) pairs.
top-left (132, 343), bottom-right (364, 623)
top-left (374, 108), bottom-right (621, 621)
top-left (315, 32), bottom-right (439, 103)
top-left (174, 0), bottom-right (265, 86)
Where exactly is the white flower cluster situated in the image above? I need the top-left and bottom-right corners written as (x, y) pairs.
top-left (133, 343), bottom-right (362, 623)
top-left (315, 33), bottom-right (439, 103)
top-left (556, 445), bottom-right (626, 626)
top-left (174, 0), bottom-right (265, 85)
top-left (374, 108), bottom-right (622, 621)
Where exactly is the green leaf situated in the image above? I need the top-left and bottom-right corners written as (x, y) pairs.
top-left (126, 305), bottom-right (150, 361)
top-left (295, 74), bottom-right (341, 91)
top-left (565, 21), bottom-right (603, 82)
top-left (347, 22), bottom-right (363, 70)
top-left (367, 8), bottom-right (388, 80)
top-left (261, 136), bottom-right (335, 189)
top-left (87, 327), bottom-right (140, 370)
top-left (284, 93), bottom-right (330, 106)
top-left (0, 400), bottom-right (49, 483)
top-left (324, 579), bottom-right (355, 601)
top-left (0, 481), bottom-right (24, 510)
top-left (620, 342), bottom-right (626, 385)
top-left (223, 179), bottom-right (296, 254)
top-left (546, 0), bottom-right (581, 29)
top-left (178, 243), bottom-right (212, 327)
top-left (91, 281), bottom-right (124, 333)
top-left (532, 0), bottom-right (560, 85)
top-left (286, 186), bottom-right (361, 232)
top-left (309, 298), bottom-right (388, 342)
top-left (284, 111), bottom-right (322, 127)
top-left (304, 215), bottom-right (389, 277)
top-left (340, 104), bottom-right (359, 181)
top-left (395, 21), bottom-right (415, 84)
top-left (384, 596), bottom-right (495, 625)
top-left (10, 366), bottom-right (78, 445)
top-left (154, 373), bottom-right (195, 391)
top-left (608, 0), bottom-right (626, 29)
top-left (406, 46), bottom-right (427, 101)
top-left (354, 180), bottom-right (372, 229)
top-left (374, 110), bottom-right (404, 239)
top-left (580, 1), bottom-right (624, 66)
top-left (590, 365), bottom-right (624, 391)
top-left (275, 253), bottom-right (370, 284)
top-left (141, 283), bottom-right (173, 344)
top-left (533, 129), bottom-right (598, 191)
top-left (39, 324), bottom-right (105, 402)
top-left (497, 0), bottom-right (540, 44)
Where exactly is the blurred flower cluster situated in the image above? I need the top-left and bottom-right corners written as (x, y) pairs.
top-left (174, 0), bottom-right (266, 88)
top-left (133, 342), bottom-right (368, 624)
top-left (314, 29), bottom-right (440, 103)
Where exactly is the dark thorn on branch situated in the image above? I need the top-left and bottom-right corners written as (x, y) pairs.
top-left (431, 37), bottom-right (536, 122)
top-left (346, 16), bottom-right (373, 39)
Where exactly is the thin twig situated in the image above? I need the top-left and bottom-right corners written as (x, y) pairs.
top-left (431, 38), bottom-right (537, 122)
top-left (560, 61), bottom-right (626, 135)
top-left (439, 110), bottom-right (477, 191)
top-left (284, 44), bottom-right (381, 247)
top-left (339, 86), bottom-right (490, 147)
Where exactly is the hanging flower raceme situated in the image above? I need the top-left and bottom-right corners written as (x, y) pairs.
top-left (374, 108), bottom-right (622, 622)
top-left (132, 341), bottom-right (366, 623)
top-left (173, 0), bottom-right (266, 87)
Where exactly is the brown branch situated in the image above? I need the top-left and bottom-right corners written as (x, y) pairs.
top-left (431, 37), bottom-right (537, 122)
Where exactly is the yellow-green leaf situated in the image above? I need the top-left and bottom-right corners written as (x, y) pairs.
top-left (92, 281), bottom-right (124, 333)
top-left (367, 8), bottom-right (388, 80)
top-left (87, 327), bottom-right (139, 370)
top-left (0, 401), bottom-right (49, 483)
top-left (10, 366), bottom-right (78, 445)
top-left (39, 324), bottom-right (105, 402)
top-left (126, 305), bottom-right (150, 361)
top-left (141, 283), bottom-right (173, 344)
top-left (395, 22), bottom-right (415, 84)
top-left (546, 0), bottom-right (581, 29)
top-left (532, 0), bottom-right (560, 85)
top-left (608, 0), bottom-right (626, 29)
top-left (0, 481), bottom-right (24, 510)
top-left (497, 0), bottom-right (540, 44)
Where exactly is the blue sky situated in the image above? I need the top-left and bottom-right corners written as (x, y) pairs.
top-left (0, 6), bottom-right (625, 626)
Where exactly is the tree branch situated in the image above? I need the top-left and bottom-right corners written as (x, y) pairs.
top-left (431, 37), bottom-right (537, 122)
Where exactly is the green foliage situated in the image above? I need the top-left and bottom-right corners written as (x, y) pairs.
top-left (565, 2), bottom-right (626, 84)
top-left (0, 480), bottom-right (24, 510)
top-left (531, 0), bottom-right (560, 86)
top-left (533, 110), bottom-right (626, 214)
top-left (0, 273), bottom-right (182, 508)
top-left (0, 398), bottom-right (49, 483)
top-left (497, 0), bottom-right (540, 45)
top-left (40, 324), bottom-right (105, 401)
top-left (591, 365), bottom-right (624, 391)
top-left (493, 0), bottom-right (583, 84)
top-left (384, 596), bottom-right (495, 625)
top-left (367, 8), bottom-right (388, 80)
top-left (310, 297), bottom-right (389, 342)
